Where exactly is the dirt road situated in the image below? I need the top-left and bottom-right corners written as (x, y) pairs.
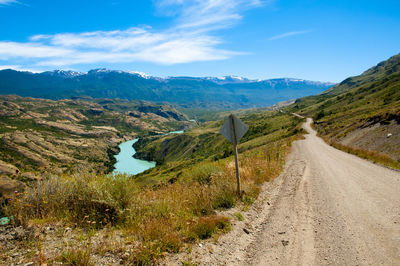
top-left (168, 118), bottom-right (400, 265)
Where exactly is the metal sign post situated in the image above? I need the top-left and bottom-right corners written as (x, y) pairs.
top-left (220, 114), bottom-right (249, 196)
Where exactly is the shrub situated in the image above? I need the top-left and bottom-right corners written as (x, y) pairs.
top-left (212, 190), bottom-right (235, 209)
top-left (314, 110), bottom-right (325, 120)
top-left (193, 215), bottom-right (230, 239)
top-left (59, 247), bottom-right (92, 266)
top-left (6, 173), bottom-right (137, 227)
top-left (185, 163), bottom-right (222, 184)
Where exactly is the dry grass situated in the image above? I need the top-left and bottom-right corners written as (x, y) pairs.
top-left (4, 135), bottom-right (296, 264)
top-left (325, 138), bottom-right (400, 170)
top-left (58, 245), bottom-right (93, 266)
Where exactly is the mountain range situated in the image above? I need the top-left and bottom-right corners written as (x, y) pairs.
top-left (0, 68), bottom-right (334, 109)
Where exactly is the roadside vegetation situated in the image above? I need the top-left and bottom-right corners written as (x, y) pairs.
top-left (323, 137), bottom-right (400, 169)
top-left (286, 53), bottom-right (400, 169)
top-left (2, 111), bottom-right (304, 265)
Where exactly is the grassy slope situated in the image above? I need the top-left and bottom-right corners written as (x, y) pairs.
top-left (4, 110), bottom-right (304, 264)
top-left (133, 111), bottom-right (303, 185)
top-left (286, 53), bottom-right (400, 168)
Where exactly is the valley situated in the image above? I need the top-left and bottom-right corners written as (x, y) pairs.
top-left (1, 108), bottom-right (304, 265)
top-left (0, 53), bottom-right (399, 265)
top-left (0, 95), bottom-right (189, 197)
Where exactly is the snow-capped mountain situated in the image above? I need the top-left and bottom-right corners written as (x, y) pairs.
top-left (203, 75), bottom-right (255, 84)
top-left (45, 68), bottom-right (154, 80)
top-left (42, 70), bottom-right (85, 78)
top-left (0, 68), bottom-right (335, 109)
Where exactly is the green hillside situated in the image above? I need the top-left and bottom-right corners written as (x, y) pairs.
top-left (288, 53), bottom-right (400, 167)
top-left (133, 111), bottom-right (303, 185)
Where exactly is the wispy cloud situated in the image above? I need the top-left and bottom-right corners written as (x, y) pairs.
top-left (0, 65), bottom-right (42, 73)
top-left (0, 0), bottom-right (19, 6)
top-left (0, 0), bottom-right (264, 68)
top-left (269, 30), bottom-right (311, 41)
top-left (157, 0), bottom-right (263, 30)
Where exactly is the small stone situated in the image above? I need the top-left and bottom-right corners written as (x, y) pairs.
top-left (199, 243), bottom-right (203, 247)
top-left (281, 240), bottom-right (289, 246)
top-left (278, 231), bottom-right (285, 235)
top-left (24, 262), bottom-right (34, 266)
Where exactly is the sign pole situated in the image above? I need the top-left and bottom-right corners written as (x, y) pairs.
top-left (220, 114), bottom-right (248, 198)
top-left (230, 114), bottom-right (241, 196)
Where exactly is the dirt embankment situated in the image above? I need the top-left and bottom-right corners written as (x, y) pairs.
top-left (339, 118), bottom-right (400, 160)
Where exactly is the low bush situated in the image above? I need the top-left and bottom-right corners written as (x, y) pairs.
top-left (193, 215), bottom-right (230, 239)
top-left (5, 173), bottom-right (139, 227)
top-left (58, 246), bottom-right (92, 266)
top-left (185, 163), bottom-right (222, 184)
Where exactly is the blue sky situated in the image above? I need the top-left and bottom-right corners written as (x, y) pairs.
top-left (0, 0), bottom-right (399, 82)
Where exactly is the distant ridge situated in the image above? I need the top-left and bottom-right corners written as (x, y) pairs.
top-left (0, 68), bottom-right (334, 109)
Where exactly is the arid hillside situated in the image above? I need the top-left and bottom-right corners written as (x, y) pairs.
top-left (0, 95), bottom-right (189, 197)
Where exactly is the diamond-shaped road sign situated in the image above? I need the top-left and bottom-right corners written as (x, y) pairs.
top-left (219, 114), bottom-right (249, 196)
top-left (220, 114), bottom-right (249, 144)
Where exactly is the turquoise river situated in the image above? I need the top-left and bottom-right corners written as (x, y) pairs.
top-left (113, 131), bottom-right (184, 175)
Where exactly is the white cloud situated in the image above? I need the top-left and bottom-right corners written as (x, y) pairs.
top-left (0, 65), bottom-right (42, 73)
top-left (0, 0), bottom-right (264, 67)
top-left (269, 30), bottom-right (311, 41)
top-left (158, 0), bottom-right (263, 30)
top-left (0, 0), bottom-right (19, 6)
top-left (0, 42), bottom-right (72, 59)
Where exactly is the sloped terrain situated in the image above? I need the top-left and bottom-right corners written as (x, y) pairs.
top-left (168, 119), bottom-right (400, 265)
top-left (288, 53), bottom-right (400, 164)
top-left (132, 111), bottom-right (303, 185)
top-left (0, 95), bottom-right (188, 197)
